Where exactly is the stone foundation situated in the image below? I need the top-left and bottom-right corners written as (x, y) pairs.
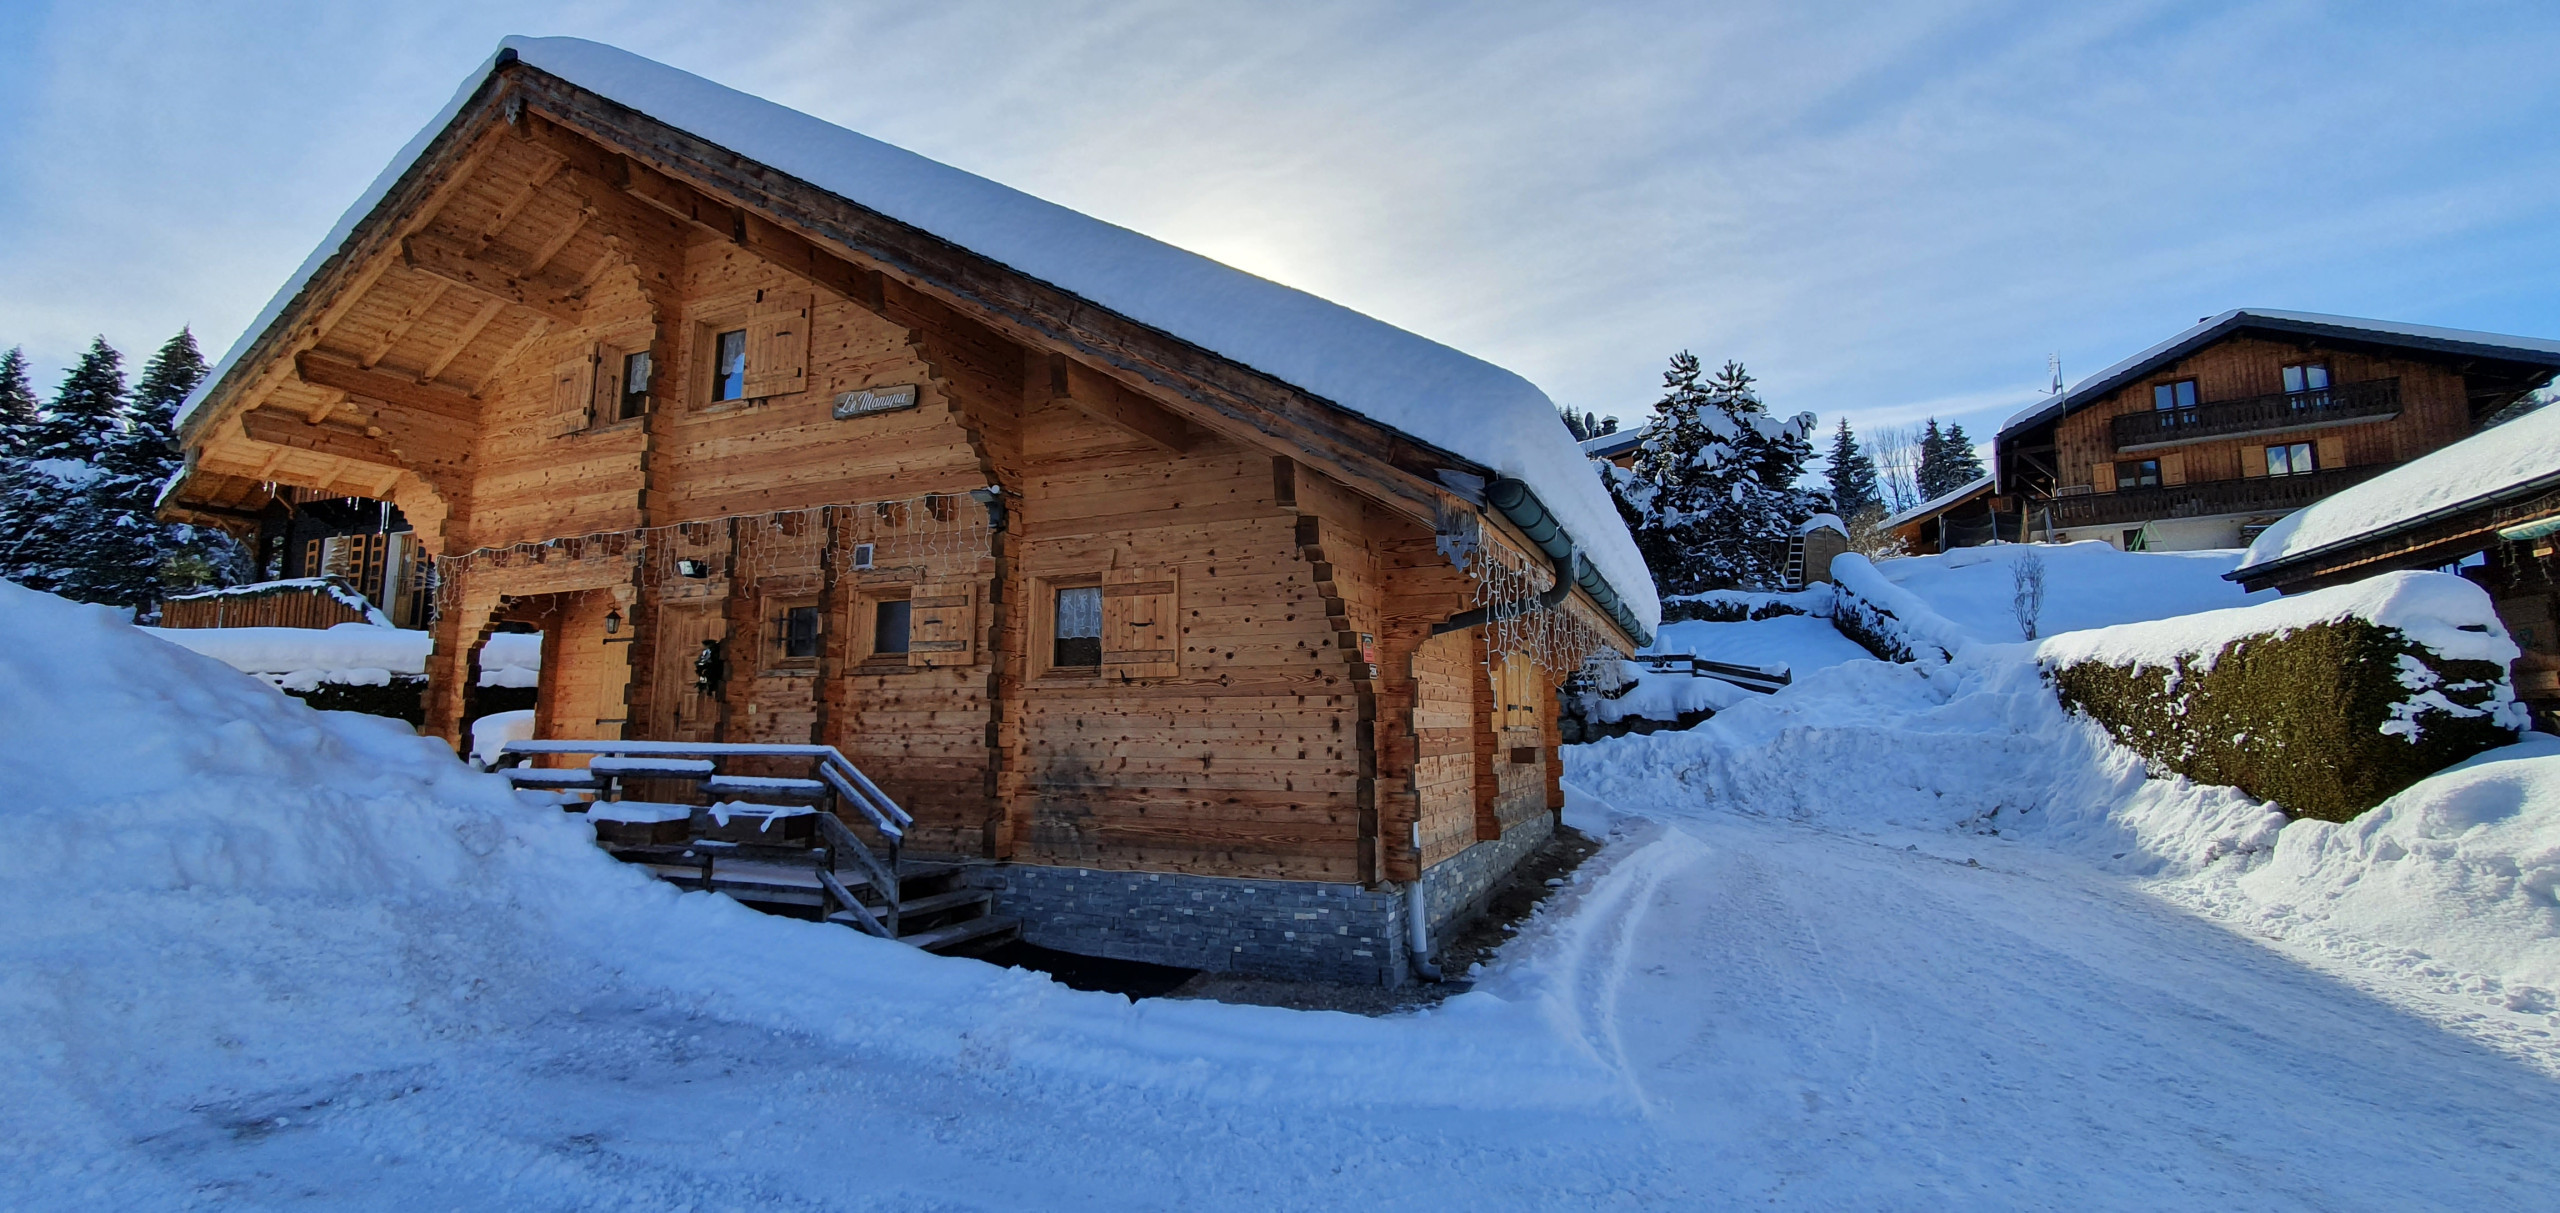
top-left (971, 812), bottom-right (1556, 986)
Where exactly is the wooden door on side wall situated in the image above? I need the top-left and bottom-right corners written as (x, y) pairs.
top-left (648, 600), bottom-right (728, 742)
top-left (1410, 628), bottom-right (1479, 868)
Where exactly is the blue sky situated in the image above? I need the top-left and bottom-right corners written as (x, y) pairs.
top-left (4, 0), bottom-right (2558, 451)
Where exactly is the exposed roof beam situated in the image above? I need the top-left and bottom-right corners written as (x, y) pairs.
top-left (358, 281), bottom-right (451, 370)
top-left (1051, 356), bottom-right (1189, 453)
top-left (240, 407), bottom-right (405, 469)
top-left (470, 155), bottom-right (565, 255)
top-left (402, 229), bottom-right (587, 325)
top-left (421, 297), bottom-right (508, 385)
top-left (295, 350), bottom-right (480, 423)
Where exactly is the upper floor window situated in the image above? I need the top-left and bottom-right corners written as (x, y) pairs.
top-left (711, 329), bottom-right (748, 402)
top-left (2151, 379), bottom-right (2198, 412)
top-left (2117, 459), bottom-right (2161, 490)
top-left (2283, 362), bottom-right (2330, 407)
top-left (2266, 442), bottom-right (2316, 477)
top-left (618, 350), bottom-right (652, 421)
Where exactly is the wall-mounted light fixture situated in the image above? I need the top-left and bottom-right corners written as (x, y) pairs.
top-left (603, 608), bottom-right (622, 635)
top-left (969, 484), bottom-right (1007, 531)
top-left (676, 558), bottom-right (710, 579)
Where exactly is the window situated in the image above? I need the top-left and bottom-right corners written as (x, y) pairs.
top-left (2152, 379), bottom-right (2198, 412)
top-left (2122, 527), bottom-right (2148, 551)
top-left (873, 599), bottom-right (911, 655)
top-left (711, 329), bottom-right (748, 402)
top-left (1053, 585), bottom-right (1102, 668)
top-left (618, 350), bottom-right (652, 421)
top-left (2282, 362), bottom-right (2330, 394)
top-left (2117, 459), bottom-right (2161, 490)
top-left (2265, 442), bottom-right (2316, 477)
top-left (781, 605), bottom-right (820, 660)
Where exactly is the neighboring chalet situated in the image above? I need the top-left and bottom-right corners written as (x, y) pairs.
top-left (2229, 402), bottom-right (2560, 728)
top-left (1879, 474), bottom-right (1998, 555)
top-left (161, 38), bottom-right (1656, 984)
top-left (1995, 311), bottom-right (2560, 551)
top-left (1579, 426), bottom-right (1647, 469)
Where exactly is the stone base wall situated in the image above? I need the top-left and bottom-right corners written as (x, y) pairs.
top-left (971, 812), bottom-right (1555, 986)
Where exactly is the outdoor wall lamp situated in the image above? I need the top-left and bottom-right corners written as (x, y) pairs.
top-left (676, 558), bottom-right (710, 578)
top-left (603, 608), bottom-right (622, 635)
top-left (969, 484), bottom-right (1007, 531)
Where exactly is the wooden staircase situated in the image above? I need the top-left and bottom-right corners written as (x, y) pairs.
top-left (496, 740), bottom-right (1019, 954)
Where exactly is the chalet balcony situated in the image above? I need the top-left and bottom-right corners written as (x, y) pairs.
top-left (2111, 377), bottom-right (2400, 452)
top-left (2047, 463), bottom-right (2394, 528)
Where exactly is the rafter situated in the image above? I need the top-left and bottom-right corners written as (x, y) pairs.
top-left (420, 297), bottom-right (508, 385)
top-left (357, 281), bottom-right (451, 370)
top-left (401, 230), bottom-right (587, 325)
top-left (1052, 356), bottom-right (1190, 453)
top-left (470, 155), bottom-right (566, 255)
top-left (473, 317), bottom-right (552, 398)
top-left (240, 407), bottom-right (405, 469)
top-left (521, 205), bottom-right (593, 275)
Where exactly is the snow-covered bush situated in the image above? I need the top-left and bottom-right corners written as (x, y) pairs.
top-left (1825, 553), bottom-right (1968, 663)
top-left (2039, 572), bottom-right (2526, 821)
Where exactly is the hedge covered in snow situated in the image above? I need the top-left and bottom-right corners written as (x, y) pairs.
top-left (1825, 553), bottom-right (1971, 663)
top-left (2038, 572), bottom-right (2527, 821)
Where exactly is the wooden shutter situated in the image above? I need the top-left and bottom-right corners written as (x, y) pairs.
top-left (2095, 461), bottom-right (2115, 490)
top-left (2315, 435), bottom-right (2346, 472)
top-left (547, 346), bottom-right (597, 436)
top-left (742, 291), bottom-right (810, 400)
top-left (908, 581), bottom-right (975, 667)
top-left (1102, 567), bottom-right (1179, 679)
top-left (2159, 451), bottom-right (2186, 486)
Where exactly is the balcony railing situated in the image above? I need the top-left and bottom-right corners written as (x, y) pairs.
top-left (2048, 463), bottom-right (2395, 528)
top-left (2111, 377), bottom-right (2400, 451)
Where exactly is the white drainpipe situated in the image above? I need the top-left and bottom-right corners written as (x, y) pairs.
top-left (1406, 880), bottom-right (1443, 982)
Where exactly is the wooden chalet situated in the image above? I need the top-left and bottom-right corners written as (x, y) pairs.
top-left (1995, 311), bottom-right (2560, 552)
top-left (162, 38), bottom-right (1656, 984)
top-left (1878, 474), bottom-right (1998, 555)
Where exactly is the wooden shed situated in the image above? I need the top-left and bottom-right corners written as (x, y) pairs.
top-left (162, 38), bottom-right (1657, 984)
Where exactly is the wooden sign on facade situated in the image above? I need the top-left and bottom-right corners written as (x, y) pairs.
top-left (834, 384), bottom-right (919, 420)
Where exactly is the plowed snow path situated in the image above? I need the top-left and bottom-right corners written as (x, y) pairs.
top-left (1601, 805), bottom-right (2560, 1209)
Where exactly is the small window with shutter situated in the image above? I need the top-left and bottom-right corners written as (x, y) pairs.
top-left (742, 290), bottom-right (811, 400)
top-left (1102, 567), bottom-right (1179, 679)
top-left (548, 346), bottom-right (598, 437)
top-left (1051, 584), bottom-right (1101, 670)
top-left (908, 581), bottom-right (975, 667)
top-left (710, 329), bottom-right (747, 402)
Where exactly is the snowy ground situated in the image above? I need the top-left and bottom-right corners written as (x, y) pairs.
top-left (1876, 541), bottom-right (2274, 643)
top-left (7, 580), bottom-right (2559, 1209)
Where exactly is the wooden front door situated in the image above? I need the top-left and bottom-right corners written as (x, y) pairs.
top-left (648, 599), bottom-right (728, 742)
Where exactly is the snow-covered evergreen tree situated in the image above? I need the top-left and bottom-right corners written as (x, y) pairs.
top-left (1824, 418), bottom-right (1881, 519)
top-left (0, 347), bottom-right (36, 459)
top-left (1615, 354), bottom-right (1818, 593)
top-left (91, 329), bottom-right (243, 611)
top-left (1916, 418), bottom-right (1987, 501)
top-left (3, 339), bottom-right (126, 596)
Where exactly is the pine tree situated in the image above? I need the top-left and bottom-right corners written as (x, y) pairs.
top-left (1940, 422), bottom-right (1986, 488)
top-left (1916, 419), bottom-right (1949, 500)
top-left (0, 347), bottom-right (36, 459)
top-left (1617, 354), bottom-right (1819, 593)
top-left (1825, 418), bottom-right (1881, 518)
top-left (86, 329), bottom-right (241, 612)
top-left (2, 338), bottom-right (126, 596)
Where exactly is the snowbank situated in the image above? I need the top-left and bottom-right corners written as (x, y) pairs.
top-left (1646, 615), bottom-right (1872, 680)
top-left (0, 579), bottom-right (1628, 1205)
top-left (469, 707), bottom-right (536, 767)
top-left (1827, 552), bottom-right (1974, 662)
top-left (1879, 541), bottom-right (2272, 643)
top-left (180, 36), bottom-right (1657, 634)
top-left (2240, 401), bottom-right (2560, 574)
top-left (144, 622), bottom-right (540, 689)
top-left (1582, 661), bottom-right (1755, 725)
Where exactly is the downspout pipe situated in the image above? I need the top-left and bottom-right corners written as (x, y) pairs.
top-left (1406, 880), bottom-right (1443, 982)
top-left (1430, 542), bottom-right (1575, 635)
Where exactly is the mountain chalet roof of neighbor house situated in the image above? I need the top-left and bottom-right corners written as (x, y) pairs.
top-left (1998, 308), bottom-right (2560, 440)
top-left (178, 36), bottom-right (1659, 633)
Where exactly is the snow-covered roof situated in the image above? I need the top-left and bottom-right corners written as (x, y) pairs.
top-left (1879, 475), bottom-right (1995, 531)
top-left (1998, 309), bottom-right (2560, 439)
top-left (179, 36), bottom-right (1657, 634)
top-left (1578, 427), bottom-right (1647, 459)
top-left (2234, 403), bottom-right (2560, 578)
top-left (1795, 513), bottom-right (1847, 537)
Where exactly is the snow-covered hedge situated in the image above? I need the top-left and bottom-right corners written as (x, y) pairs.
top-left (1825, 553), bottom-right (1971, 663)
top-left (1659, 584), bottom-right (1831, 624)
top-left (2038, 572), bottom-right (2527, 821)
